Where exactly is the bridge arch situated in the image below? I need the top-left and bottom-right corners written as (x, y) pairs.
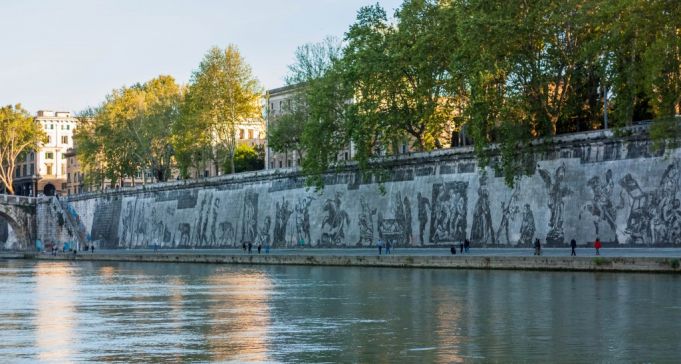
top-left (0, 196), bottom-right (36, 251)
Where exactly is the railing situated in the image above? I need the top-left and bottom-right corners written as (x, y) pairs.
top-left (0, 194), bottom-right (37, 206)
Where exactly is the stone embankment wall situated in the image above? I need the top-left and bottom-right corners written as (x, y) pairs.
top-left (33, 125), bottom-right (681, 249)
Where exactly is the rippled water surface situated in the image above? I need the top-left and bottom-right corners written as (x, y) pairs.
top-left (0, 260), bottom-right (680, 362)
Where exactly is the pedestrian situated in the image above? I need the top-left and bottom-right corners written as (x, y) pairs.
top-left (534, 238), bottom-right (541, 256)
top-left (594, 237), bottom-right (602, 256)
top-left (450, 244), bottom-right (457, 255)
top-left (257, 243), bottom-right (262, 254)
top-left (377, 238), bottom-right (383, 255)
top-left (464, 239), bottom-right (470, 253)
top-left (298, 237), bottom-right (305, 248)
top-left (248, 242), bottom-right (253, 254)
top-left (91, 245), bottom-right (94, 254)
top-left (570, 238), bottom-right (577, 256)
top-left (386, 240), bottom-right (392, 255)
top-left (154, 243), bottom-right (158, 253)
top-left (460, 241), bottom-right (464, 254)
top-left (242, 242), bottom-right (246, 252)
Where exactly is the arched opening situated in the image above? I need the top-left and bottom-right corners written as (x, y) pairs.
top-left (44, 183), bottom-right (56, 197)
top-left (0, 211), bottom-right (31, 251)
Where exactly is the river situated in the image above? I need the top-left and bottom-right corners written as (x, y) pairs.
top-left (0, 259), bottom-right (679, 362)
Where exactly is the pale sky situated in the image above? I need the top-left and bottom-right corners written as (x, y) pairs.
top-left (0, 0), bottom-right (403, 114)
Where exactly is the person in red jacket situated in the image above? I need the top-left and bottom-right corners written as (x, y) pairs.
top-left (594, 237), bottom-right (602, 256)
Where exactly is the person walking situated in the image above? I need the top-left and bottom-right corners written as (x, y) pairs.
top-left (450, 244), bottom-right (457, 255)
top-left (248, 242), bottom-right (253, 254)
top-left (534, 238), bottom-right (542, 256)
top-left (377, 238), bottom-right (383, 255)
top-left (257, 243), bottom-right (262, 254)
top-left (464, 239), bottom-right (470, 253)
top-left (91, 245), bottom-right (95, 254)
top-left (386, 240), bottom-right (392, 255)
top-left (460, 241), bottom-right (464, 254)
top-left (242, 242), bottom-right (246, 252)
top-left (570, 239), bottom-right (577, 256)
top-left (594, 237), bottom-right (602, 256)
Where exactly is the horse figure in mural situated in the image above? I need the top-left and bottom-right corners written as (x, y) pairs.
top-left (321, 193), bottom-right (350, 246)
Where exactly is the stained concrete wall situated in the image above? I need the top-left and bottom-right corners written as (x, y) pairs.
top-left (34, 126), bottom-right (681, 249)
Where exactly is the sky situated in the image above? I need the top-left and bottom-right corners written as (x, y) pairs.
top-left (0, 0), bottom-right (403, 114)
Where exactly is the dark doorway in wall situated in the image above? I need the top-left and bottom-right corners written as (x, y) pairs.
top-left (44, 183), bottom-right (56, 196)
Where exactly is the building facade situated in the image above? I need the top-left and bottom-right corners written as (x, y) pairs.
top-left (13, 110), bottom-right (77, 196)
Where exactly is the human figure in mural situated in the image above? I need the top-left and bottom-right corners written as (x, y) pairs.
top-left (295, 196), bottom-right (313, 246)
top-left (496, 188), bottom-right (519, 245)
top-left (581, 170), bottom-right (617, 239)
top-left (430, 182), bottom-right (468, 243)
top-left (519, 204), bottom-right (535, 245)
top-left (394, 192), bottom-right (407, 246)
top-left (620, 162), bottom-right (681, 245)
top-left (471, 176), bottom-right (495, 244)
top-left (321, 192), bottom-right (350, 246)
top-left (121, 201), bottom-right (133, 246)
top-left (417, 192), bottom-right (431, 245)
top-left (403, 196), bottom-right (412, 245)
top-left (538, 163), bottom-right (572, 245)
top-left (193, 194), bottom-right (212, 246)
top-left (134, 201), bottom-right (147, 247)
top-left (257, 216), bottom-right (271, 247)
top-left (357, 196), bottom-right (377, 246)
top-left (274, 198), bottom-right (293, 246)
top-left (240, 192), bottom-right (258, 244)
top-left (204, 198), bottom-right (222, 246)
top-left (218, 221), bottom-right (235, 246)
top-left (178, 223), bottom-right (191, 247)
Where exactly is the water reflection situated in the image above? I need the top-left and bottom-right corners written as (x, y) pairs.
top-left (0, 260), bottom-right (680, 362)
top-left (205, 271), bottom-right (272, 362)
top-left (34, 262), bottom-right (78, 362)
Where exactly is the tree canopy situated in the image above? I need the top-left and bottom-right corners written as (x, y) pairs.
top-left (0, 104), bottom-right (46, 194)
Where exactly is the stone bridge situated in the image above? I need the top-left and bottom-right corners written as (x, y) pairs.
top-left (0, 194), bottom-right (36, 250)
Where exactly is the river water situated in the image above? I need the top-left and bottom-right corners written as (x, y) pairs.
top-left (0, 260), bottom-right (679, 363)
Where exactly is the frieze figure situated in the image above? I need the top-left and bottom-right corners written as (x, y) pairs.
top-left (538, 163), bottom-right (572, 245)
top-left (417, 192), bottom-right (431, 245)
top-left (471, 176), bottom-right (495, 244)
top-left (518, 204), bottom-right (535, 245)
top-left (321, 192), bottom-right (350, 246)
top-left (356, 197), bottom-right (377, 246)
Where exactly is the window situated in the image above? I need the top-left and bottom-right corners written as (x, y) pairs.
top-left (15, 169), bottom-right (20, 178)
top-left (248, 129), bottom-right (254, 139)
top-left (61, 136), bottom-right (68, 144)
top-left (270, 102), bottom-right (274, 111)
top-left (46, 164), bottom-right (53, 175)
top-left (30, 152), bottom-right (34, 161)
top-left (67, 173), bottom-right (71, 182)
top-left (344, 152), bottom-right (349, 160)
top-left (270, 162), bottom-right (274, 169)
top-left (67, 124), bottom-right (70, 130)
top-left (204, 170), bottom-right (209, 178)
top-left (287, 160), bottom-right (292, 167)
top-left (50, 124), bottom-right (54, 130)
top-left (47, 136), bottom-right (52, 144)
top-left (61, 164), bottom-right (66, 175)
top-left (239, 129), bottom-right (245, 139)
top-left (23, 165), bottom-right (27, 176)
top-left (45, 152), bottom-right (54, 159)
top-left (30, 164), bottom-right (34, 175)
top-left (278, 161), bottom-right (282, 168)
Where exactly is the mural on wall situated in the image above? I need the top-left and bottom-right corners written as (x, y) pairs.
top-left (429, 181), bottom-right (468, 244)
top-left (273, 198), bottom-right (293, 246)
top-left (294, 196), bottom-right (314, 245)
top-left (471, 175), bottom-right (495, 243)
top-left (356, 196), bottom-right (377, 246)
top-left (496, 187), bottom-right (520, 245)
top-left (45, 133), bottom-right (681, 251)
top-left (321, 192), bottom-right (350, 246)
top-left (417, 192), bottom-right (431, 245)
top-left (580, 169), bottom-right (619, 241)
top-left (539, 163), bottom-right (572, 245)
top-left (241, 192), bottom-right (259, 244)
top-left (620, 161), bottom-right (681, 245)
top-left (518, 204), bottom-right (535, 245)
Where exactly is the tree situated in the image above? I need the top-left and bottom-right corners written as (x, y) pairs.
top-left (74, 76), bottom-right (183, 188)
top-left (182, 45), bottom-right (262, 174)
top-left (224, 144), bottom-right (264, 173)
top-left (0, 104), bottom-right (46, 194)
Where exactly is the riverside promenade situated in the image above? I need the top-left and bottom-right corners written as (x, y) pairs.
top-left (3, 247), bottom-right (681, 273)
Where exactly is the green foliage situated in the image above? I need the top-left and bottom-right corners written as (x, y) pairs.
top-left (74, 76), bottom-right (183, 188)
top-left (224, 144), bottom-right (264, 173)
top-left (0, 104), bottom-right (47, 194)
top-left (177, 45), bottom-right (262, 175)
